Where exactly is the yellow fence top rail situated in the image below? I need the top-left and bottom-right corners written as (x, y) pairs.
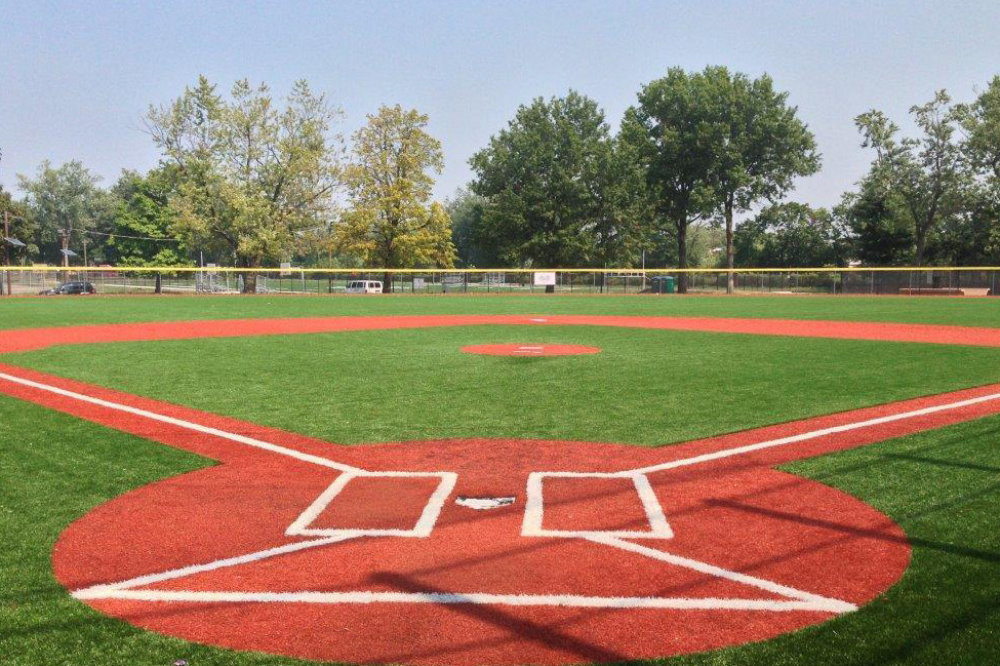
top-left (3, 266), bottom-right (1000, 274)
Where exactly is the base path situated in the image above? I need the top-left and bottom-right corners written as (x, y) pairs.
top-left (1, 315), bottom-right (999, 665)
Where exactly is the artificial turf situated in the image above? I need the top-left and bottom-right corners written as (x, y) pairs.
top-left (3, 292), bottom-right (1000, 330)
top-left (8, 325), bottom-right (1000, 445)
top-left (1, 297), bottom-right (999, 665)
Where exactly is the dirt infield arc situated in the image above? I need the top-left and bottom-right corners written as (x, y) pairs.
top-left (1, 315), bottom-right (1000, 665)
top-left (3, 313), bottom-right (1000, 353)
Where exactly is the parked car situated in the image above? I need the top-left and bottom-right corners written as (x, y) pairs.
top-left (39, 281), bottom-right (97, 295)
top-left (345, 280), bottom-right (383, 294)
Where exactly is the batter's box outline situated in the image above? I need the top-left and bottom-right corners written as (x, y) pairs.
top-left (286, 470), bottom-right (458, 538)
top-left (521, 471), bottom-right (673, 539)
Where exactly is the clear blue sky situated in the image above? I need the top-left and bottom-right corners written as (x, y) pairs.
top-left (2, 0), bottom-right (999, 210)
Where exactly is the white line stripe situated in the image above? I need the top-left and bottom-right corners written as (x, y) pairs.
top-left (0, 371), bottom-right (361, 473)
top-left (72, 588), bottom-right (850, 612)
top-left (586, 535), bottom-right (857, 613)
top-left (73, 535), bottom-right (356, 598)
top-left (627, 391), bottom-right (1000, 475)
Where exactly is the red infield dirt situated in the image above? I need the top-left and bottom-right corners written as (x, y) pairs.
top-left (1, 315), bottom-right (999, 665)
top-left (462, 343), bottom-right (601, 356)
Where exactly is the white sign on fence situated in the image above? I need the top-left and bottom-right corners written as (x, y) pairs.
top-left (280, 262), bottom-right (292, 276)
top-left (533, 271), bottom-right (557, 286)
top-left (413, 277), bottom-right (426, 289)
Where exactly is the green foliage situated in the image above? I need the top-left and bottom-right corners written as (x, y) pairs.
top-left (16, 160), bottom-right (115, 264)
top-left (621, 68), bottom-right (725, 290)
top-left (854, 91), bottom-right (968, 265)
top-left (446, 188), bottom-right (495, 268)
top-left (837, 179), bottom-right (915, 266)
top-left (706, 70), bottom-right (820, 288)
top-left (735, 202), bottom-right (846, 268)
top-left (336, 105), bottom-right (455, 277)
top-left (108, 169), bottom-right (190, 267)
top-left (0, 184), bottom-right (38, 262)
top-left (146, 77), bottom-right (344, 289)
top-left (470, 91), bottom-right (638, 267)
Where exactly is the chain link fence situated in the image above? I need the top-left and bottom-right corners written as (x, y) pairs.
top-left (1, 267), bottom-right (998, 296)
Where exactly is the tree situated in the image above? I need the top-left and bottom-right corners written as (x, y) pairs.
top-left (470, 91), bottom-right (625, 275)
top-left (336, 105), bottom-right (455, 290)
top-left (836, 178), bottom-right (914, 266)
top-left (957, 76), bottom-right (1000, 265)
top-left (446, 188), bottom-right (497, 268)
top-left (708, 70), bottom-right (820, 292)
top-left (0, 183), bottom-right (38, 266)
top-left (146, 76), bottom-right (344, 291)
top-left (621, 68), bottom-right (720, 292)
top-left (108, 168), bottom-right (190, 267)
top-left (734, 202), bottom-right (846, 268)
top-left (959, 75), bottom-right (1000, 180)
top-left (855, 91), bottom-right (967, 266)
top-left (17, 160), bottom-right (115, 265)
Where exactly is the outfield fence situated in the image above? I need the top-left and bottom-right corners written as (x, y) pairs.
top-left (1, 266), bottom-right (999, 297)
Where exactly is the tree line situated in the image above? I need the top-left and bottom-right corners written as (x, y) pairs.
top-left (3, 68), bottom-right (1000, 293)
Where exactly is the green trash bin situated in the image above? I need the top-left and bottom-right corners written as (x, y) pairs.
top-left (663, 276), bottom-right (675, 294)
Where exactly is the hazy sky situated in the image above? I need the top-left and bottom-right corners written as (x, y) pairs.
top-left (3, 0), bottom-right (1000, 210)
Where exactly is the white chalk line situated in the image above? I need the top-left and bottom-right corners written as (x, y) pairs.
top-left (586, 535), bottom-right (856, 613)
top-left (521, 471), bottom-right (673, 539)
top-left (72, 588), bottom-right (850, 612)
top-left (625, 390), bottom-right (1000, 475)
top-left (0, 371), bottom-right (362, 473)
top-left (286, 471), bottom-right (459, 538)
top-left (15, 364), bottom-right (964, 615)
top-left (74, 534), bottom-right (358, 598)
top-left (73, 532), bottom-right (853, 613)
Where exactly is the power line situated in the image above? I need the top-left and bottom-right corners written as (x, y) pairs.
top-left (81, 229), bottom-right (182, 242)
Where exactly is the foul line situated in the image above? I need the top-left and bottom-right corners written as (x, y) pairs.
top-left (626, 390), bottom-right (1000, 475)
top-left (0, 371), bottom-right (363, 473)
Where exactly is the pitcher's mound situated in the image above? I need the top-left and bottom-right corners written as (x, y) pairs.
top-left (461, 344), bottom-right (601, 356)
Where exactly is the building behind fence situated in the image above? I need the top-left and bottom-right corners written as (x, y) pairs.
top-left (1, 266), bottom-right (999, 296)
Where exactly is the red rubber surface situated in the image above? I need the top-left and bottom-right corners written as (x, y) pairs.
top-left (462, 343), bottom-right (601, 356)
top-left (0, 315), bottom-right (998, 664)
top-left (2, 313), bottom-right (1000, 353)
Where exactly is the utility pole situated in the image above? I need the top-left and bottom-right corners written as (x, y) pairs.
top-left (3, 210), bottom-right (10, 296)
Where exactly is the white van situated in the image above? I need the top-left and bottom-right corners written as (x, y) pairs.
top-left (345, 280), bottom-right (383, 294)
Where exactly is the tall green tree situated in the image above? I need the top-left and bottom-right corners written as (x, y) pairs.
top-left (470, 91), bottom-right (629, 274)
top-left (734, 202), bottom-right (846, 268)
top-left (707, 70), bottom-right (820, 292)
top-left (855, 91), bottom-right (967, 266)
top-left (335, 105), bottom-right (455, 290)
top-left (146, 76), bottom-right (344, 291)
top-left (0, 183), bottom-right (38, 264)
top-left (17, 160), bottom-right (115, 265)
top-left (108, 168), bottom-right (190, 267)
top-left (836, 178), bottom-right (914, 266)
top-left (959, 75), bottom-right (1000, 180)
top-left (446, 188), bottom-right (498, 268)
top-left (621, 68), bottom-right (720, 292)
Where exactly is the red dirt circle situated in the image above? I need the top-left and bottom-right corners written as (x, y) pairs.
top-left (462, 343), bottom-right (601, 356)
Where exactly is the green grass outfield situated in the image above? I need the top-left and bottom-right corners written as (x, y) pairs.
top-left (1, 295), bottom-right (999, 665)
top-left (2, 292), bottom-right (1000, 329)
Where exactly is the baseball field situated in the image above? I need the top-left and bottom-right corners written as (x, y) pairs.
top-left (2, 294), bottom-right (999, 665)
